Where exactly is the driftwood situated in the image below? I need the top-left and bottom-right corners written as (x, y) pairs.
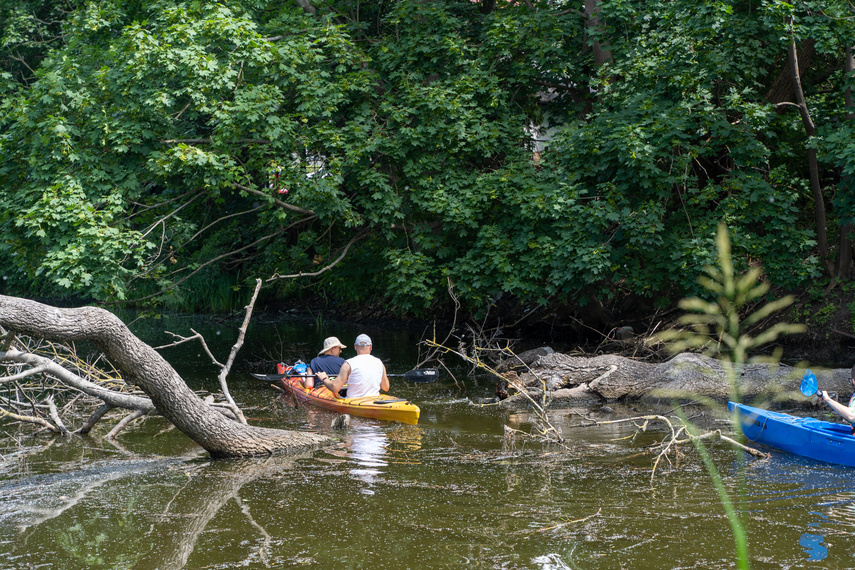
top-left (501, 350), bottom-right (851, 406)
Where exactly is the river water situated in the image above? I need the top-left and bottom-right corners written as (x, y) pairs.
top-left (1, 313), bottom-right (855, 568)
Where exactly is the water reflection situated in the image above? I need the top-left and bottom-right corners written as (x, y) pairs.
top-left (824, 490), bottom-right (855, 529)
top-left (347, 426), bottom-right (387, 494)
top-left (309, 419), bottom-right (422, 494)
top-left (0, 452), bottom-right (306, 570)
top-left (799, 531), bottom-right (827, 561)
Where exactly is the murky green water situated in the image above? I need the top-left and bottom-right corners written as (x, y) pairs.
top-left (2, 314), bottom-right (855, 568)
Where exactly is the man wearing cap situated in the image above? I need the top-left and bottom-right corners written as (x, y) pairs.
top-left (306, 337), bottom-right (347, 389)
top-left (324, 334), bottom-right (389, 399)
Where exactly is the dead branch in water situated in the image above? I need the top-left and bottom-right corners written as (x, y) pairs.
top-left (0, 284), bottom-right (265, 442)
top-left (424, 338), bottom-right (564, 445)
top-left (569, 411), bottom-right (769, 485)
top-left (156, 279), bottom-right (263, 425)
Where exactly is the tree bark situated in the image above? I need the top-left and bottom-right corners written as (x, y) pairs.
top-left (765, 39), bottom-right (815, 104)
top-left (584, 0), bottom-right (612, 67)
top-left (0, 295), bottom-right (331, 458)
top-left (840, 47), bottom-right (855, 280)
top-left (787, 31), bottom-right (833, 276)
top-left (504, 351), bottom-right (851, 405)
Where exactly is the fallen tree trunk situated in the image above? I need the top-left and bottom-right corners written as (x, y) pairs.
top-left (0, 295), bottom-right (331, 458)
top-left (507, 351), bottom-right (850, 406)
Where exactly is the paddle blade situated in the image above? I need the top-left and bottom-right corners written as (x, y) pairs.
top-left (250, 373), bottom-right (286, 383)
top-left (800, 369), bottom-right (818, 397)
top-left (391, 368), bottom-right (439, 383)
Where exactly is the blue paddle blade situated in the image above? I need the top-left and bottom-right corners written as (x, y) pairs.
top-left (800, 369), bottom-right (818, 397)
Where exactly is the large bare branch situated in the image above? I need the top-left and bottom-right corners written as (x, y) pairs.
top-left (267, 229), bottom-right (369, 281)
top-left (155, 280), bottom-right (264, 424)
top-left (0, 295), bottom-right (332, 458)
top-left (233, 183), bottom-right (315, 216)
top-left (215, 280), bottom-right (263, 423)
top-left (79, 403), bottom-right (114, 435)
top-left (106, 409), bottom-right (147, 440)
top-left (1, 348), bottom-right (155, 411)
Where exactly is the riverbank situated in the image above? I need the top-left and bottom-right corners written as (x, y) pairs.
top-left (17, 277), bottom-right (855, 369)
top-left (261, 282), bottom-right (855, 369)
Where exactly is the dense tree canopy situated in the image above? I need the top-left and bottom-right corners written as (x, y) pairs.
top-left (0, 0), bottom-right (852, 323)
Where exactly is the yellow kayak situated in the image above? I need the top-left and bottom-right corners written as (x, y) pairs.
top-left (254, 371), bottom-right (420, 425)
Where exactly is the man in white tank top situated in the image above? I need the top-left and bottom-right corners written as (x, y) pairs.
top-left (323, 334), bottom-right (389, 399)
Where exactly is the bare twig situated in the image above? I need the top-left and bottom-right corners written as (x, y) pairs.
top-left (417, 278), bottom-right (462, 368)
top-left (527, 508), bottom-right (602, 535)
top-left (568, 413), bottom-right (769, 485)
top-left (105, 409), bottom-right (147, 439)
top-left (267, 229), bottom-right (369, 281)
top-left (215, 279), bottom-right (265, 424)
top-left (424, 339), bottom-right (564, 444)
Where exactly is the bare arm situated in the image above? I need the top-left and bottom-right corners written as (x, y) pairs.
top-left (324, 361), bottom-right (350, 397)
top-left (821, 391), bottom-right (855, 423)
top-left (380, 364), bottom-right (390, 393)
top-left (304, 366), bottom-right (316, 389)
top-left (310, 367), bottom-right (329, 380)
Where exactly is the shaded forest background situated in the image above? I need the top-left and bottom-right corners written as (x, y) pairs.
top-left (1, 0), bottom-right (853, 352)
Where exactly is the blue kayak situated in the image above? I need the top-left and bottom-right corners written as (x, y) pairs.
top-left (728, 401), bottom-right (855, 467)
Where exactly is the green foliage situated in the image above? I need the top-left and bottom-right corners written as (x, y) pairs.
top-left (0, 0), bottom-right (851, 313)
top-left (659, 224), bottom-right (806, 380)
top-left (658, 223), bottom-right (806, 569)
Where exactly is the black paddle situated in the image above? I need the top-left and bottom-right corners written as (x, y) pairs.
top-left (250, 372), bottom-right (313, 382)
top-left (250, 367), bottom-right (439, 384)
top-left (387, 368), bottom-right (439, 383)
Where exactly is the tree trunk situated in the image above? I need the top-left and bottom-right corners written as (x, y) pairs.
top-left (585, 0), bottom-right (612, 66)
top-left (0, 295), bottom-right (331, 458)
top-left (787, 32), bottom-right (833, 276)
top-left (839, 224), bottom-right (853, 280)
top-left (847, 46), bottom-right (855, 120)
top-left (294, 0), bottom-right (316, 15)
top-left (840, 47), bottom-right (855, 280)
top-left (765, 39), bottom-right (815, 104)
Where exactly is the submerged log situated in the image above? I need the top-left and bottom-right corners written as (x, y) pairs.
top-left (505, 350), bottom-right (852, 406)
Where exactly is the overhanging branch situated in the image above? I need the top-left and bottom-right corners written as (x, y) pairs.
top-left (234, 183), bottom-right (315, 216)
top-left (266, 229), bottom-right (370, 282)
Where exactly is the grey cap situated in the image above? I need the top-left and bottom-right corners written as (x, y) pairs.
top-left (354, 334), bottom-right (372, 346)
